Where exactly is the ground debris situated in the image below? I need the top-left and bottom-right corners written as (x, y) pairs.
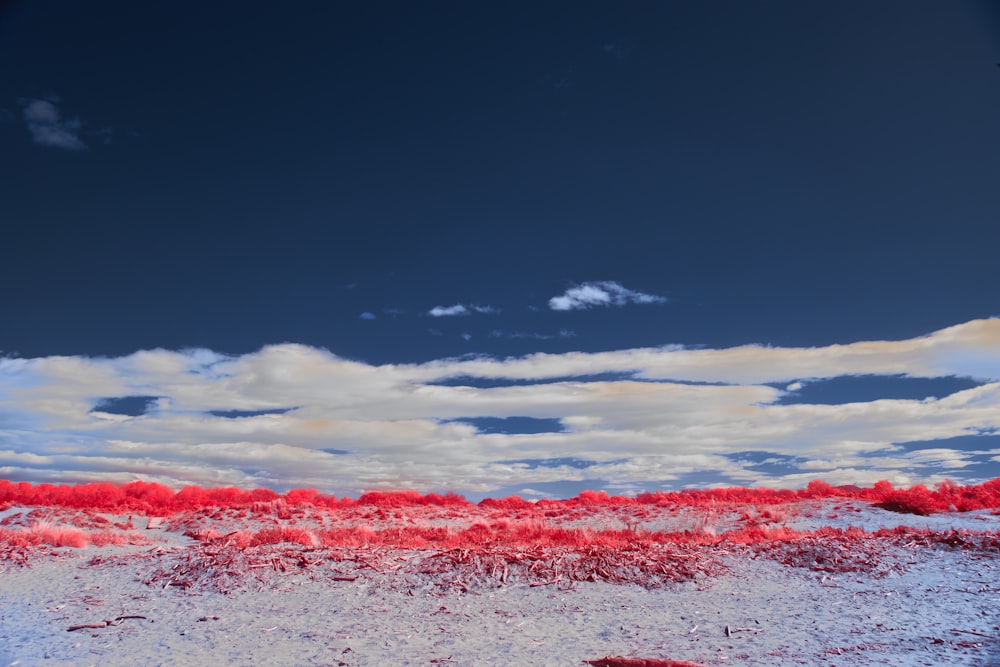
top-left (585, 657), bottom-right (711, 667)
top-left (67, 615), bottom-right (147, 631)
top-left (415, 543), bottom-right (725, 590)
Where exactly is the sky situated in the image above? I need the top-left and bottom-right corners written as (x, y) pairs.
top-left (2, 1), bottom-right (1000, 500)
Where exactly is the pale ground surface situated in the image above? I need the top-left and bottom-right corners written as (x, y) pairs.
top-left (1, 501), bottom-right (998, 667)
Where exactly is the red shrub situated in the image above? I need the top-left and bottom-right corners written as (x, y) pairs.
top-left (875, 485), bottom-right (942, 516)
top-left (422, 492), bottom-right (470, 507)
top-left (479, 495), bottom-right (534, 510)
top-left (121, 481), bottom-right (175, 513)
top-left (174, 485), bottom-right (210, 509)
top-left (249, 487), bottom-right (280, 503)
top-left (284, 488), bottom-right (323, 505)
top-left (206, 487), bottom-right (252, 506)
top-left (357, 490), bottom-right (426, 507)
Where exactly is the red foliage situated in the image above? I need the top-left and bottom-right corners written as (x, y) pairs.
top-left (356, 490), bottom-right (469, 507)
top-left (2, 478), bottom-right (999, 516)
top-left (283, 488), bottom-right (322, 506)
top-left (874, 484), bottom-right (940, 516)
top-left (249, 487), bottom-right (280, 503)
top-left (121, 481), bottom-right (175, 514)
top-left (28, 522), bottom-right (89, 548)
top-left (174, 485), bottom-right (210, 509)
top-left (422, 492), bottom-right (470, 506)
top-left (479, 495), bottom-right (534, 510)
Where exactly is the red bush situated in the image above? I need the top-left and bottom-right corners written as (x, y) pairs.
top-left (121, 481), bottom-right (176, 514)
top-left (174, 485), bottom-right (209, 509)
top-left (875, 485), bottom-right (942, 516)
top-left (357, 490), bottom-right (421, 507)
top-left (479, 495), bottom-right (534, 510)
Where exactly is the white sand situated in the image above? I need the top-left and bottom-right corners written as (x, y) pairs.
top-left (1, 502), bottom-right (998, 666)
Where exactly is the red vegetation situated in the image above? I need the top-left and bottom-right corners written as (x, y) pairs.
top-left (0, 522), bottom-right (150, 551)
top-left (3, 477), bottom-right (998, 516)
top-left (2, 478), bottom-right (999, 587)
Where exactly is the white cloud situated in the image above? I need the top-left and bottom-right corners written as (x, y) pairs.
top-left (359, 312), bottom-right (376, 320)
top-left (489, 329), bottom-right (576, 340)
top-left (20, 98), bottom-right (87, 151)
top-left (548, 281), bottom-right (666, 311)
top-left (429, 304), bottom-right (469, 317)
top-left (428, 304), bottom-right (498, 317)
top-left (409, 318), bottom-right (1000, 385)
top-left (2, 318), bottom-right (999, 495)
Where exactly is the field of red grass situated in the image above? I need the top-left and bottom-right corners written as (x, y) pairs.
top-left (4, 477), bottom-right (1000, 515)
top-left (2, 478), bottom-right (999, 587)
top-left (2, 478), bottom-right (998, 665)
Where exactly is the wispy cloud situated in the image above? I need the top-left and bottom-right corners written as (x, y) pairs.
top-left (359, 312), bottom-right (376, 320)
top-left (2, 319), bottom-right (999, 495)
top-left (548, 281), bottom-right (666, 311)
top-left (429, 304), bottom-right (469, 317)
top-left (19, 98), bottom-right (87, 151)
top-left (490, 329), bottom-right (577, 340)
top-left (428, 304), bottom-right (498, 317)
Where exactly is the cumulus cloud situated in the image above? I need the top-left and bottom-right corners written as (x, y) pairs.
top-left (2, 318), bottom-right (999, 496)
top-left (548, 281), bottom-right (666, 311)
top-left (20, 98), bottom-right (87, 150)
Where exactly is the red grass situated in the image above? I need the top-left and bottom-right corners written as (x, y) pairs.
top-left (2, 478), bottom-right (999, 517)
top-left (28, 521), bottom-right (89, 548)
top-left (0, 522), bottom-right (89, 548)
top-left (7, 478), bottom-right (996, 595)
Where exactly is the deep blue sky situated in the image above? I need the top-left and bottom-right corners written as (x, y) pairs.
top-left (3, 1), bottom-right (1000, 362)
top-left (2, 2), bottom-right (1000, 496)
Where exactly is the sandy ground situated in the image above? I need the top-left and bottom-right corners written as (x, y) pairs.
top-left (1, 501), bottom-right (998, 666)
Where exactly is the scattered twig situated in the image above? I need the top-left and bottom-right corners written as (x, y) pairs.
top-left (951, 628), bottom-right (992, 639)
top-left (530, 577), bottom-right (562, 587)
top-left (67, 615), bottom-right (147, 632)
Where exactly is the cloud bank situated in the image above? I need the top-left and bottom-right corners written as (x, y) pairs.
top-left (549, 281), bottom-right (666, 311)
top-left (1, 319), bottom-right (999, 496)
top-left (20, 98), bottom-right (87, 151)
